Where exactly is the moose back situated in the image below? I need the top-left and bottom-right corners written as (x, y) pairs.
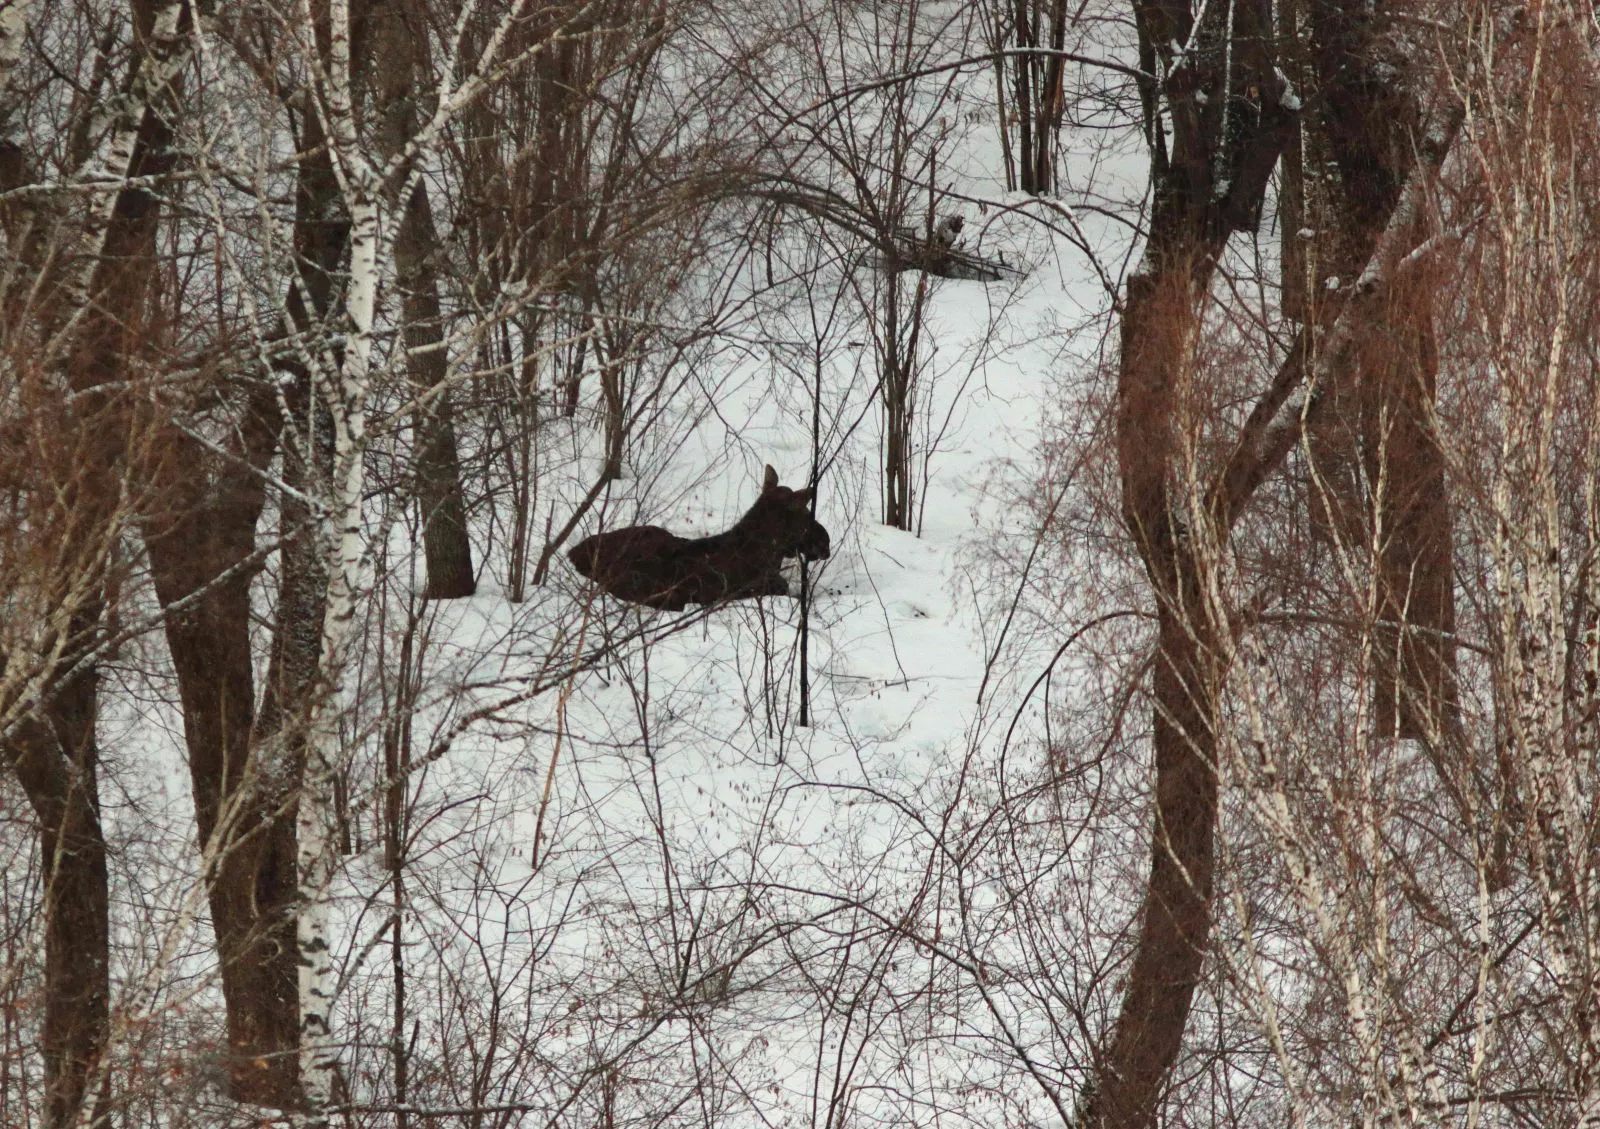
top-left (568, 466), bottom-right (831, 611)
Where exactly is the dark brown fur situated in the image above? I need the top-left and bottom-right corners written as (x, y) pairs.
top-left (569, 466), bottom-right (830, 611)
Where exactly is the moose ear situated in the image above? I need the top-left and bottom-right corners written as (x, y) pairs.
top-left (762, 464), bottom-right (779, 492)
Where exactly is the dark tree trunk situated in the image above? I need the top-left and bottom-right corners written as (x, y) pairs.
top-left (880, 270), bottom-right (926, 531)
top-left (415, 378), bottom-right (477, 600)
top-left (2, 10), bottom-right (188, 1115)
top-left (1090, 263), bottom-right (1230, 1129)
top-left (376, 0), bottom-right (477, 600)
top-left (1012, 0), bottom-right (1037, 194)
top-left (408, 276), bottom-right (478, 601)
top-left (3, 435), bottom-right (117, 1129)
top-left (1293, 0), bottom-right (1458, 740)
top-left (1010, 0), bottom-right (1071, 195)
top-left (145, 394), bottom-right (302, 1110)
top-left (1084, 2), bottom-right (1459, 1124)
top-left (1080, 2), bottom-right (1294, 1126)
top-left (142, 87), bottom-right (353, 1113)
top-left (6, 666), bottom-right (110, 1129)
top-left (1359, 290), bottom-right (1456, 740)
top-left (600, 350), bottom-right (627, 483)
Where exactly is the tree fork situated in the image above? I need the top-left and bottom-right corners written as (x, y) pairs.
top-left (1082, 2), bottom-right (1468, 1119)
top-left (1080, 1), bottom-right (1294, 1124)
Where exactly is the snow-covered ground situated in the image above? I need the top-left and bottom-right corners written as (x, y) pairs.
top-left (6, 49), bottom-right (1161, 1129)
top-left (298, 190), bottom-right (1152, 1125)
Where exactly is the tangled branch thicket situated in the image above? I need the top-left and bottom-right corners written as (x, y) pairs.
top-left (2, 1), bottom-right (1599, 1128)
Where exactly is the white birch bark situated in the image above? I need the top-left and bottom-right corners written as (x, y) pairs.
top-left (1483, 90), bottom-right (1600, 1121)
top-left (294, 0), bottom-right (383, 1121)
top-left (0, 0), bottom-right (34, 117)
top-left (1225, 636), bottom-right (1459, 1127)
top-left (286, 0), bottom-right (554, 1115)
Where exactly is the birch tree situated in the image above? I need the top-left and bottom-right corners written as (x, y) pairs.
top-left (1083, 1), bottom-right (1469, 1125)
top-left (1073, 3), bottom-right (1600, 1126)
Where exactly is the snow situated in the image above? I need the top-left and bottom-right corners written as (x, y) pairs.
top-left (1274, 67), bottom-right (1303, 112)
top-left (292, 194), bottom-right (1136, 1125)
top-left (3, 17), bottom-right (1150, 1127)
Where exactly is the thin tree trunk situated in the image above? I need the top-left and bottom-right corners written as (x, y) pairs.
top-left (1012, 0), bottom-right (1037, 194)
top-left (1012, 0), bottom-right (1070, 195)
top-left (881, 270), bottom-right (925, 531)
top-left (599, 336), bottom-right (627, 483)
top-left (406, 227), bottom-right (477, 602)
top-left (261, 81), bottom-right (351, 721)
top-left (297, 13), bottom-right (385, 1110)
top-left (376, 0), bottom-right (476, 600)
top-left (383, 607), bottom-right (419, 1129)
top-left (506, 350), bottom-right (538, 602)
top-left (1034, 0), bottom-right (1070, 195)
top-left (0, 394), bottom-right (121, 1129)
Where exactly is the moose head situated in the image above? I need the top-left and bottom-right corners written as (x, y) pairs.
top-left (568, 465), bottom-right (831, 611)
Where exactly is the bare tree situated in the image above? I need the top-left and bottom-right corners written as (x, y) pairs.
top-left (985, 0), bottom-right (1074, 194)
top-left (1077, 1), bottom-right (1482, 1126)
top-left (371, 0), bottom-right (476, 600)
top-left (0, 0), bottom-right (188, 1122)
top-left (5, 2), bottom-right (1598, 1128)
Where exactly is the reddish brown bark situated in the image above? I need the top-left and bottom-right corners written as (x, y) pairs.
top-left (0, 3), bottom-right (184, 1116)
top-left (6, 671), bottom-right (110, 1129)
top-left (1084, 4), bottom-right (1458, 1125)
top-left (1294, 0), bottom-right (1458, 740)
top-left (0, 380), bottom-right (121, 1129)
top-left (1087, 261), bottom-right (1231, 1129)
top-left (1079, 1), bottom-right (1293, 1124)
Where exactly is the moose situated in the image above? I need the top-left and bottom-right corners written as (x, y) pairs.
top-left (568, 465), bottom-right (831, 611)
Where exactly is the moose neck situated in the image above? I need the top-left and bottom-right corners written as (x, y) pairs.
top-left (729, 496), bottom-right (798, 550)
